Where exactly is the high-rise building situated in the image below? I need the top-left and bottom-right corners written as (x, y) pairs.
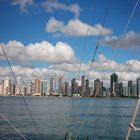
top-left (41, 80), bottom-right (44, 96)
top-left (102, 87), bottom-right (107, 97)
top-left (27, 80), bottom-right (34, 96)
top-left (33, 76), bottom-right (42, 96)
top-left (43, 80), bottom-right (49, 96)
top-left (110, 73), bottom-right (118, 96)
top-left (115, 82), bottom-right (123, 97)
top-left (1, 79), bottom-right (11, 96)
top-left (71, 78), bottom-right (77, 95)
top-left (85, 79), bottom-right (90, 97)
top-left (128, 80), bottom-right (133, 97)
top-left (58, 77), bottom-right (63, 95)
top-left (0, 82), bottom-right (2, 95)
top-left (132, 83), bottom-right (136, 97)
top-left (15, 77), bottom-right (23, 95)
top-left (11, 83), bottom-right (15, 95)
top-left (81, 76), bottom-right (85, 97)
top-left (90, 86), bottom-right (94, 97)
top-left (63, 82), bottom-right (69, 96)
top-left (136, 77), bottom-right (140, 98)
top-left (123, 86), bottom-right (127, 97)
top-left (94, 79), bottom-right (103, 97)
top-left (23, 86), bottom-right (27, 95)
top-left (50, 78), bottom-right (54, 94)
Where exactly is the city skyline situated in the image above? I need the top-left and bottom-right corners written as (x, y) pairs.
top-left (0, 72), bottom-right (140, 97)
top-left (0, 0), bottom-right (140, 86)
top-left (1, 1), bottom-right (140, 139)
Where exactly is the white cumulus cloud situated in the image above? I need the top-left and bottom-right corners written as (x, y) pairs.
top-left (11, 0), bottom-right (34, 13)
top-left (102, 31), bottom-right (140, 48)
top-left (0, 40), bottom-right (75, 64)
top-left (1, 53), bottom-right (140, 86)
top-left (0, 66), bottom-right (65, 81)
top-left (49, 54), bottom-right (140, 84)
top-left (45, 17), bottom-right (112, 37)
top-left (50, 62), bottom-right (89, 72)
top-left (41, 0), bottom-right (81, 17)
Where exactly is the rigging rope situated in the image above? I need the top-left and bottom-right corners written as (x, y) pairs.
top-left (77, 0), bottom-right (96, 81)
top-left (86, 0), bottom-right (111, 80)
top-left (0, 43), bottom-right (41, 139)
top-left (0, 112), bottom-right (27, 140)
top-left (125, 99), bottom-right (140, 140)
top-left (74, 0), bottom-right (140, 139)
top-left (92, 0), bottom-right (140, 134)
top-left (116, 1), bottom-right (140, 139)
top-left (74, 0), bottom-right (112, 139)
top-left (100, 0), bottom-right (140, 83)
top-left (118, 49), bottom-right (140, 83)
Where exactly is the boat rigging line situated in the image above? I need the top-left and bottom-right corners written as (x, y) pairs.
top-left (0, 42), bottom-right (42, 140)
top-left (115, 1), bottom-right (140, 139)
top-left (92, 0), bottom-right (140, 137)
top-left (130, 123), bottom-right (140, 132)
top-left (86, 0), bottom-right (111, 80)
top-left (74, 0), bottom-right (112, 139)
top-left (0, 112), bottom-right (27, 140)
top-left (76, 0), bottom-right (96, 81)
top-left (118, 48), bottom-right (140, 83)
top-left (74, 0), bottom-right (140, 139)
top-left (125, 98), bottom-right (140, 140)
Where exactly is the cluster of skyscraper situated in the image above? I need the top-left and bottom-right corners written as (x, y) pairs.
top-left (0, 73), bottom-right (140, 97)
top-left (71, 76), bottom-right (103, 97)
top-left (110, 73), bottom-right (140, 98)
top-left (0, 76), bottom-right (70, 96)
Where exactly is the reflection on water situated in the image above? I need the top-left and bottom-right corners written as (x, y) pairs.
top-left (0, 96), bottom-right (140, 140)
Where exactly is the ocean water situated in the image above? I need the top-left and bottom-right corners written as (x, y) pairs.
top-left (0, 96), bottom-right (140, 140)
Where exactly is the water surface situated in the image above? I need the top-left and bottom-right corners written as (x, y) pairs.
top-left (0, 96), bottom-right (140, 140)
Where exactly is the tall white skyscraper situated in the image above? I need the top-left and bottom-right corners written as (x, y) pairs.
top-left (1, 79), bottom-right (11, 96)
top-left (50, 78), bottom-right (54, 94)
top-left (27, 80), bottom-right (34, 96)
top-left (15, 77), bottom-right (23, 95)
top-left (43, 80), bottom-right (50, 96)
top-left (0, 82), bottom-right (2, 95)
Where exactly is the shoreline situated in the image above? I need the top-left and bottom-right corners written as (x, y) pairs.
top-left (0, 95), bottom-right (139, 99)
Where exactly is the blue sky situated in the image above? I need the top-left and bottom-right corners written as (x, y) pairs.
top-left (0, 0), bottom-right (140, 83)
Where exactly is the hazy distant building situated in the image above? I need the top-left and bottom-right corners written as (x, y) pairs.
top-left (11, 84), bottom-right (15, 95)
top-left (33, 76), bottom-right (42, 96)
top-left (63, 82), bottom-right (69, 96)
top-left (94, 79), bottom-right (103, 97)
top-left (128, 80), bottom-right (133, 97)
top-left (115, 82), bottom-right (123, 97)
top-left (15, 77), bottom-right (23, 95)
top-left (132, 83), bottom-right (136, 97)
top-left (1, 79), bottom-right (11, 96)
top-left (85, 79), bottom-right (90, 97)
top-left (123, 86), bottom-right (127, 97)
top-left (136, 77), bottom-right (140, 97)
top-left (110, 73), bottom-right (118, 96)
top-left (90, 86), bottom-right (94, 96)
top-left (23, 86), bottom-right (27, 95)
top-left (41, 80), bottom-right (44, 96)
top-left (0, 82), bottom-right (2, 95)
top-left (50, 78), bottom-right (54, 94)
top-left (27, 80), bottom-right (34, 96)
top-left (43, 80), bottom-right (49, 96)
top-left (58, 77), bottom-right (63, 95)
top-left (102, 87), bottom-right (107, 97)
top-left (71, 78), bottom-right (77, 95)
top-left (81, 76), bottom-right (85, 97)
